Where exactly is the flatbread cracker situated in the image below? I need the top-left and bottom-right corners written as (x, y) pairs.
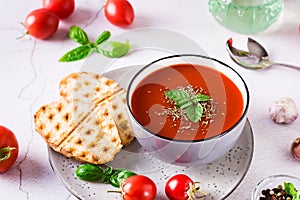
top-left (59, 71), bottom-right (134, 146)
top-left (110, 89), bottom-right (134, 146)
top-left (34, 71), bottom-right (134, 164)
top-left (58, 101), bottom-right (122, 164)
top-left (59, 72), bottom-right (121, 104)
top-left (34, 99), bottom-right (94, 148)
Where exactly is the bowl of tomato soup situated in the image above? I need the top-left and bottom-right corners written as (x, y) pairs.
top-left (126, 54), bottom-right (249, 166)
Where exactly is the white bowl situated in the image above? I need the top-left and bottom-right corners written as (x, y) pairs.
top-left (126, 54), bottom-right (250, 166)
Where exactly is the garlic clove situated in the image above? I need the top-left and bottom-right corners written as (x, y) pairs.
top-left (291, 138), bottom-right (300, 161)
top-left (269, 97), bottom-right (298, 124)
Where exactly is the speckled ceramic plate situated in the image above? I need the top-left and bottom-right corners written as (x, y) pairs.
top-left (48, 65), bottom-right (254, 200)
top-left (48, 28), bottom-right (254, 199)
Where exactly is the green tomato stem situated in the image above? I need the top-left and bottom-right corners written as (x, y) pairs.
top-left (0, 147), bottom-right (16, 162)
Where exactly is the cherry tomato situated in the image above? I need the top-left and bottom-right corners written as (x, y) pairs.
top-left (120, 175), bottom-right (157, 200)
top-left (165, 174), bottom-right (207, 200)
top-left (0, 125), bottom-right (19, 173)
top-left (24, 8), bottom-right (59, 39)
top-left (42, 0), bottom-right (75, 19)
top-left (104, 0), bottom-right (135, 27)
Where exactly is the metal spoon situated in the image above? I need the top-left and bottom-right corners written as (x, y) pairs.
top-left (226, 38), bottom-right (300, 70)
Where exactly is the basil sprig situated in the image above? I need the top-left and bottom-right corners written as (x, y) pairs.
top-left (59, 26), bottom-right (130, 62)
top-left (284, 182), bottom-right (300, 200)
top-left (75, 164), bottom-right (136, 188)
top-left (164, 89), bottom-right (210, 123)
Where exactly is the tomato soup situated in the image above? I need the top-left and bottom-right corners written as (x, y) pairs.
top-left (130, 63), bottom-right (244, 141)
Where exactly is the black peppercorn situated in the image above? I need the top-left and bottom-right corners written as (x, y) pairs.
top-left (259, 185), bottom-right (293, 200)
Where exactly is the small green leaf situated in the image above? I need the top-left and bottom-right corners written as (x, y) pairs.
top-left (75, 164), bottom-right (103, 181)
top-left (59, 45), bottom-right (91, 62)
top-left (284, 182), bottom-right (300, 200)
top-left (186, 104), bottom-right (203, 123)
top-left (165, 90), bottom-right (190, 105)
top-left (164, 88), bottom-right (211, 123)
top-left (68, 26), bottom-right (90, 45)
top-left (95, 31), bottom-right (111, 45)
top-left (296, 191), bottom-right (300, 200)
top-left (102, 166), bottom-right (114, 183)
top-left (179, 101), bottom-right (193, 109)
top-left (195, 94), bottom-right (210, 102)
top-left (97, 39), bottom-right (131, 58)
top-left (109, 169), bottom-right (136, 188)
top-left (104, 166), bottom-right (113, 175)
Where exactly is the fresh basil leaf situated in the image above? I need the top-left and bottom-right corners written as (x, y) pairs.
top-left (284, 182), bottom-right (300, 200)
top-left (97, 39), bottom-right (131, 58)
top-left (104, 166), bottom-right (113, 175)
top-left (186, 103), bottom-right (203, 123)
top-left (109, 169), bottom-right (136, 188)
top-left (284, 182), bottom-right (295, 195)
top-left (295, 191), bottom-right (300, 200)
top-left (176, 98), bottom-right (191, 107)
top-left (102, 166), bottom-right (114, 184)
top-left (195, 94), bottom-right (210, 102)
top-left (179, 101), bottom-right (193, 109)
top-left (95, 30), bottom-right (111, 45)
top-left (59, 45), bottom-right (91, 62)
top-left (165, 90), bottom-right (190, 105)
top-left (75, 164), bottom-right (103, 181)
top-left (68, 26), bottom-right (90, 45)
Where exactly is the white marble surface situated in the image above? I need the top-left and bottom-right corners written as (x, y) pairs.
top-left (1, 0), bottom-right (300, 199)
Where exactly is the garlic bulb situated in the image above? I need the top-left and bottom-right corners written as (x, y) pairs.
top-left (269, 97), bottom-right (298, 124)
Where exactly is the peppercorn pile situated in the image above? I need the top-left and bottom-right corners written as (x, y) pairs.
top-left (259, 185), bottom-right (293, 200)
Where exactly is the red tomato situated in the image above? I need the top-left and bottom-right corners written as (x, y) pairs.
top-left (24, 8), bottom-right (59, 39)
top-left (104, 0), bottom-right (135, 27)
top-left (0, 125), bottom-right (19, 173)
top-left (42, 0), bottom-right (75, 19)
top-left (165, 174), bottom-right (207, 200)
top-left (120, 175), bottom-right (157, 200)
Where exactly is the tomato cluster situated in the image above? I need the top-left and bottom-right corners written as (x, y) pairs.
top-left (109, 174), bottom-right (206, 200)
top-left (24, 0), bottom-right (75, 39)
top-left (23, 0), bottom-right (135, 40)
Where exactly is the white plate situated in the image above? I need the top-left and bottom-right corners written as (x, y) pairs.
top-left (48, 28), bottom-right (254, 200)
top-left (48, 66), bottom-right (254, 200)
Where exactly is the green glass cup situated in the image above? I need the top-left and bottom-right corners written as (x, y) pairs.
top-left (209, 0), bottom-right (283, 34)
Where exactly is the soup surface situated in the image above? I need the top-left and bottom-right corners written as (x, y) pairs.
top-left (131, 63), bottom-right (244, 141)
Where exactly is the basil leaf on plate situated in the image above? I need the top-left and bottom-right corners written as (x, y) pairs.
top-left (75, 164), bottom-right (103, 181)
top-left (109, 169), bottom-right (136, 188)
